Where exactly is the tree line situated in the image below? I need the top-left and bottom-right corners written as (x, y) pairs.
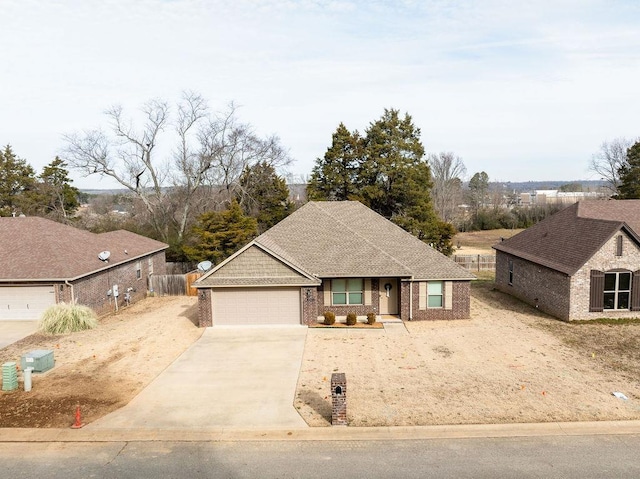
top-left (0, 145), bottom-right (80, 220)
top-left (4, 92), bottom-right (637, 266)
top-left (590, 137), bottom-right (640, 198)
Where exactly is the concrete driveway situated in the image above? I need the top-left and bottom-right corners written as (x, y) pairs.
top-left (91, 325), bottom-right (308, 429)
top-left (0, 321), bottom-right (39, 349)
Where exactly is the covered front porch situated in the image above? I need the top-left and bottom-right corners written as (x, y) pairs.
top-left (317, 277), bottom-right (405, 321)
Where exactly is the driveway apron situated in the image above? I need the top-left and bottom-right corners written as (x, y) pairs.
top-left (90, 326), bottom-right (308, 429)
top-left (0, 321), bottom-right (39, 349)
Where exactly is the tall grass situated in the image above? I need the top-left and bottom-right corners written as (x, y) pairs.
top-left (39, 303), bottom-right (98, 334)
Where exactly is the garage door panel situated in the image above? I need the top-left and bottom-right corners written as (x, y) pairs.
top-left (0, 286), bottom-right (56, 321)
top-left (212, 288), bottom-right (300, 325)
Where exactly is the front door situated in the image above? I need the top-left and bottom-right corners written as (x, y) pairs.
top-left (379, 278), bottom-right (398, 315)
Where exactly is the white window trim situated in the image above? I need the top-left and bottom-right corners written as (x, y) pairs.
top-left (604, 271), bottom-right (631, 310)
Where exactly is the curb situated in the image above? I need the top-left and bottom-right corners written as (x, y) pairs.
top-left (1, 420), bottom-right (640, 443)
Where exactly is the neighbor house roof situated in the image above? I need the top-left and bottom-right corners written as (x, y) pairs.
top-left (493, 200), bottom-right (640, 276)
top-left (199, 201), bottom-right (474, 286)
top-left (0, 216), bottom-right (168, 281)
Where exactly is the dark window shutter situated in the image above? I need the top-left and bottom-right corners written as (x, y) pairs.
top-left (589, 270), bottom-right (604, 312)
top-left (631, 270), bottom-right (640, 311)
top-left (616, 235), bottom-right (623, 256)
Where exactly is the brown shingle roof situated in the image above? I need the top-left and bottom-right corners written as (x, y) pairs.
top-left (254, 201), bottom-right (474, 280)
top-left (0, 217), bottom-right (168, 281)
top-left (493, 200), bottom-right (640, 275)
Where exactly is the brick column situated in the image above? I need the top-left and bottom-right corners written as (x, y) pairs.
top-left (198, 289), bottom-right (212, 327)
top-left (331, 372), bottom-right (347, 426)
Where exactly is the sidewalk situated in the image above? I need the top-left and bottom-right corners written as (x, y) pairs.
top-left (2, 420), bottom-right (640, 443)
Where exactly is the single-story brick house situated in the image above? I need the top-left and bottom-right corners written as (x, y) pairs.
top-left (0, 216), bottom-right (168, 320)
top-left (493, 200), bottom-right (640, 321)
top-left (195, 201), bottom-right (475, 327)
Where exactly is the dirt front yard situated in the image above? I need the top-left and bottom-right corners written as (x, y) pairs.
top-left (3, 284), bottom-right (640, 428)
top-left (0, 296), bottom-right (201, 427)
top-left (295, 278), bottom-right (640, 426)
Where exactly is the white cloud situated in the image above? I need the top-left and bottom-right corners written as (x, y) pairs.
top-left (1, 0), bottom-right (639, 187)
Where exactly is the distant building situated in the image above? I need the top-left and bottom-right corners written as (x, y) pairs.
top-left (519, 190), bottom-right (600, 206)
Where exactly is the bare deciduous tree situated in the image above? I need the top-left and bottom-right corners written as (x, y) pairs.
top-left (62, 92), bottom-right (291, 244)
top-left (429, 152), bottom-right (466, 223)
top-left (589, 137), bottom-right (636, 196)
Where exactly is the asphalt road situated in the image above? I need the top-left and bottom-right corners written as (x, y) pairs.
top-left (1, 435), bottom-right (640, 478)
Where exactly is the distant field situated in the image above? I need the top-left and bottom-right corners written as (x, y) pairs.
top-left (453, 228), bottom-right (523, 255)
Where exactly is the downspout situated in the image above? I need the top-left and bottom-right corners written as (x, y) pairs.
top-left (409, 276), bottom-right (414, 321)
top-left (64, 280), bottom-right (75, 303)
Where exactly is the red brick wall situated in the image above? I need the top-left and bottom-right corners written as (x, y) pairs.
top-left (495, 251), bottom-right (571, 320)
top-left (72, 252), bottom-right (165, 316)
top-left (409, 281), bottom-right (471, 320)
top-left (198, 289), bottom-right (212, 327)
top-left (319, 278), bottom-right (380, 318)
top-left (301, 287), bottom-right (318, 325)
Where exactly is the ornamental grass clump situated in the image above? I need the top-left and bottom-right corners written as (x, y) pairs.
top-left (323, 311), bottom-right (336, 325)
top-left (346, 312), bottom-right (357, 326)
top-left (39, 303), bottom-right (98, 334)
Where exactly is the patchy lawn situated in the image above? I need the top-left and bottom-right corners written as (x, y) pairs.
top-left (295, 277), bottom-right (640, 426)
top-left (0, 297), bottom-right (201, 428)
top-left (453, 228), bottom-right (523, 255)
top-left (3, 284), bottom-right (640, 429)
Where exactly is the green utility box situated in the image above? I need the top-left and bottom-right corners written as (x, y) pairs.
top-left (20, 350), bottom-right (54, 373)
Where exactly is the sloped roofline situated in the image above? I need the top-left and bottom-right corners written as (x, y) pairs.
top-left (194, 240), bottom-right (321, 287)
top-left (0, 247), bottom-right (167, 283)
top-left (494, 218), bottom-right (640, 276)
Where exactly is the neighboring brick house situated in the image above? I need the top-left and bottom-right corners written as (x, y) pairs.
top-left (0, 216), bottom-right (168, 320)
top-left (195, 201), bottom-right (474, 327)
top-left (494, 200), bottom-right (640, 321)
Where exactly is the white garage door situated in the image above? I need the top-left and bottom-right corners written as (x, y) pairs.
top-left (0, 286), bottom-right (56, 321)
top-left (212, 287), bottom-right (301, 325)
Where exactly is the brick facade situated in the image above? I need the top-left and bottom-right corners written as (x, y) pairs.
top-left (331, 372), bottom-right (347, 426)
top-left (495, 251), bottom-right (571, 320)
top-left (197, 276), bottom-right (472, 326)
top-left (570, 232), bottom-right (640, 320)
top-left (320, 277), bottom-right (470, 322)
top-left (408, 280), bottom-right (471, 320)
top-left (319, 278), bottom-right (381, 319)
top-left (496, 231), bottom-right (640, 321)
top-left (301, 287), bottom-right (318, 325)
top-left (198, 289), bottom-right (212, 327)
top-left (71, 251), bottom-right (166, 316)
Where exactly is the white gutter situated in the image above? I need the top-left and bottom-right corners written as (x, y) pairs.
top-left (409, 276), bottom-right (414, 321)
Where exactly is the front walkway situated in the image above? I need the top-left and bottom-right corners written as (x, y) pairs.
top-left (90, 325), bottom-right (308, 429)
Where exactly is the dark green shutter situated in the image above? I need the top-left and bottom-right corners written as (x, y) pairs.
top-left (631, 270), bottom-right (640, 311)
top-left (589, 270), bottom-right (604, 312)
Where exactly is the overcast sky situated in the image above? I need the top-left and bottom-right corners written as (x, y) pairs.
top-left (2, 0), bottom-right (639, 189)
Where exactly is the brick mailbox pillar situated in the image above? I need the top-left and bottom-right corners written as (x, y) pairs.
top-left (331, 372), bottom-right (347, 426)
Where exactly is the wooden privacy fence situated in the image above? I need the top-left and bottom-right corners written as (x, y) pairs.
top-left (150, 271), bottom-right (202, 296)
top-left (453, 254), bottom-right (496, 272)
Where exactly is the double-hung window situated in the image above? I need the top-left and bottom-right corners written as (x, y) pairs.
top-left (427, 281), bottom-right (443, 308)
top-left (604, 271), bottom-right (631, 310)
top-left (332, 279), bottom-right (363, 305)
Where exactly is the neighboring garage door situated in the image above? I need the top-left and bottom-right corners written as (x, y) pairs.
top-left (0, 286), bottom-right (56, 320)
top-left (212, 287), bottom-right (301, 325)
